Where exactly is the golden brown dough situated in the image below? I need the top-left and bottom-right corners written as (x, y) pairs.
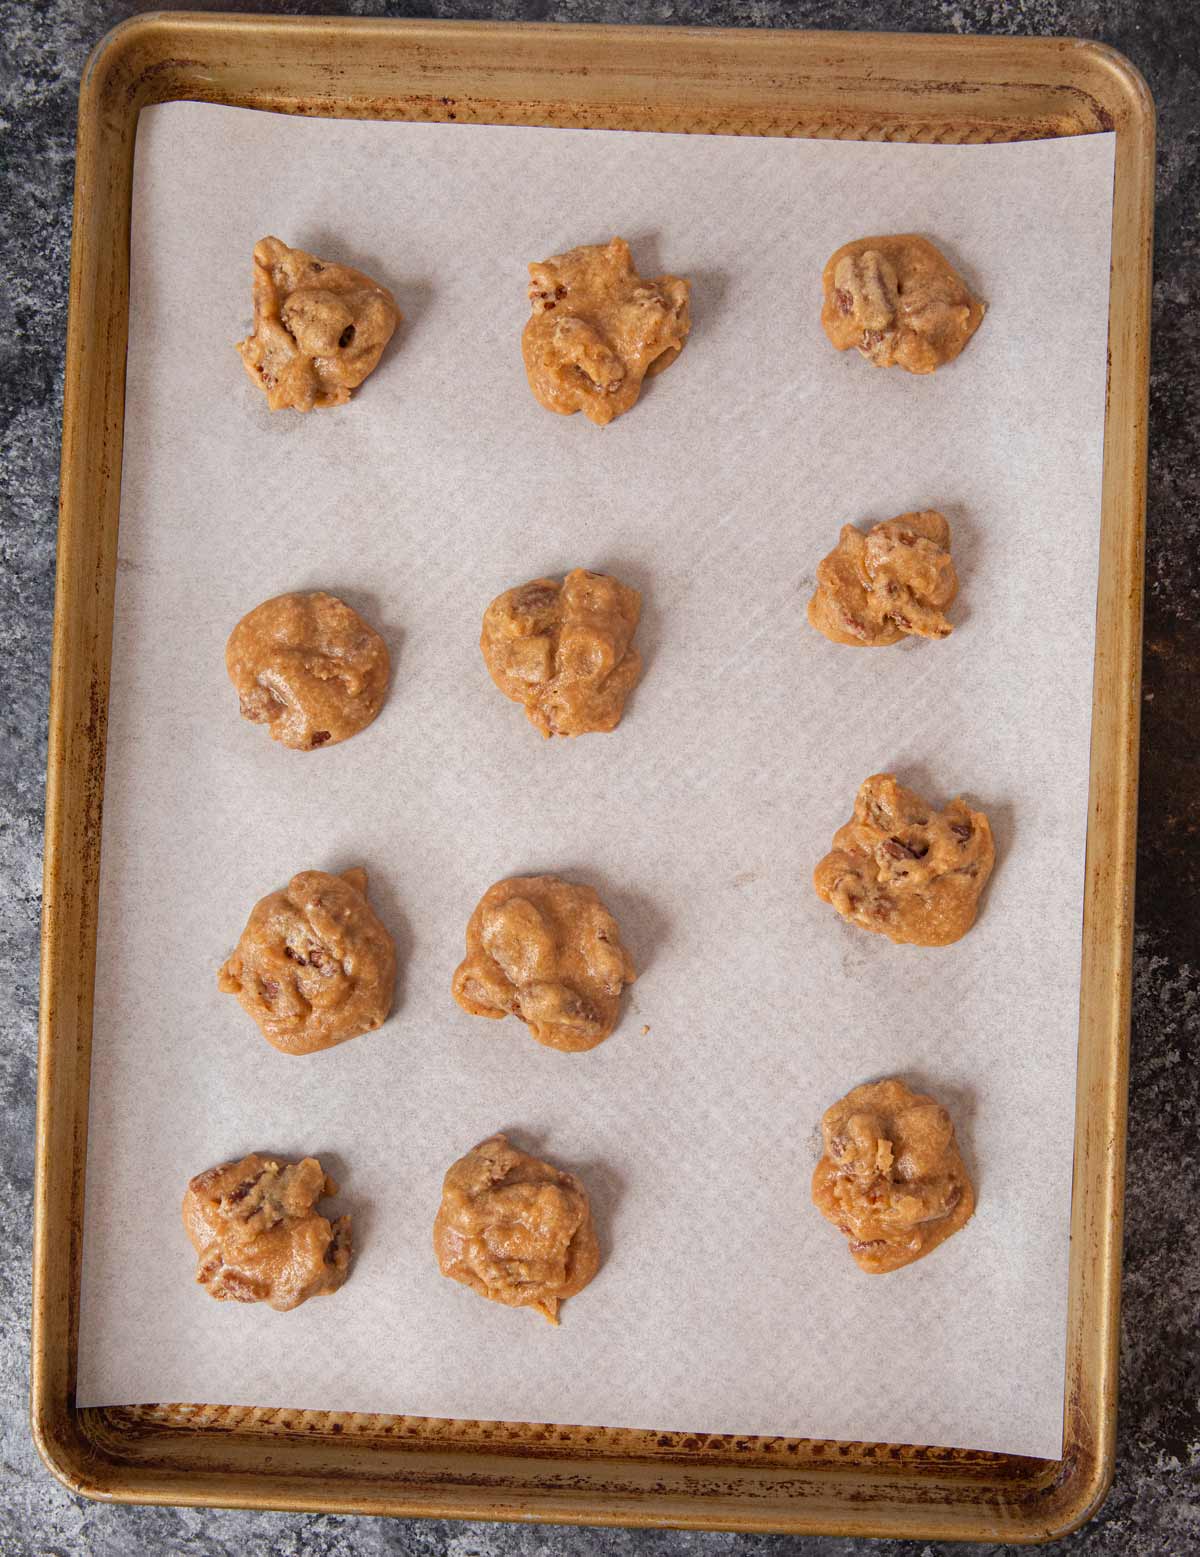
top-left (218, 867), bottom-right (396, 1054)
top-left (452, 875), bottom-right (636, 1053)
top-left (236, 236), bottom-right (400, 411)
top-left (808, 510), bottom-right (957, 647)
top-left (226, 591), bottom-right (390, 751)
top-left (481, 569), bottom-right (642, 737)
top-left (813, 774), bottom-right (994, 947)
top-left (183, 1153), bottom-right (351, 1310)
top-left (812, 1078), bottom-right (974, 1274)
top-left (522, 237), bottom-right (691, 425)
top-left (433, 1134), bottom-right (600, 1322)
top-left (821, 235), bottom-right (984, 375)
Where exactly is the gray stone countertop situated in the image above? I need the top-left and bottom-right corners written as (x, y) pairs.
top-left (1, 1), bottom-right (1196, 1553)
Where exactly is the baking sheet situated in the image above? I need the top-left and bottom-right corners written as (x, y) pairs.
top-left (76, 104), bottom-right (1116, 1460)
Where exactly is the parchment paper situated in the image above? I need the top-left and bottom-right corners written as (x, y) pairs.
top-left (76, 104), bottom-right (1117, 1460)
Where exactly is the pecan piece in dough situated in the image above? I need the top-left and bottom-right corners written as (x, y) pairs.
top-left (452, 875), bottom-right (636, 1053)
top-left (481, 569), bottom-right (642, 737)
top-left (433, 1134), bottom-right (599, 1322)
top-left (183, 1153), bottom-right (352, 1310)
top-left (821, 235), bottom-right (984, 374)
top-left (812, 1078), bottom-right (974, 1273)
top-left (522, 237), bottom-right (691, 425)
top-left (808, 510), bottom-right (957, 646)
top-left (813, 774), bottom-right (994, 946)
top-left (218, 867), bottom-right (396, 1054)
top-left (236, 236), bottom-right (400, 411)
top-left (226, 591), bottom-right (390, 751)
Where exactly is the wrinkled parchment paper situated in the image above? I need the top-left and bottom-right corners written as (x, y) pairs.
top-left (76, 105), bottom-right (1116, 1459)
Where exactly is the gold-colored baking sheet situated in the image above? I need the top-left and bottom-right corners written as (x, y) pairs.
top-left (32, 15), bottom-right (1152, 1541)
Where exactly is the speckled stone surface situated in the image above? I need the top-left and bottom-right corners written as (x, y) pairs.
top-left (1, 0), bottom-right (1196, 1552)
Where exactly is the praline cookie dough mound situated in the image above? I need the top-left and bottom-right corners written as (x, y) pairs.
top-left (452, 875), bottom-right (636, 1052)
top-left (218, 867), bottom-right (396, 1054)
top-left (808, 510), bottom-right (957, 647)
top-left (481, 568), bottom-right (642, 737)
top-left (820, 235), bottom-right (984, 374)
top-left (811, 1078), bottom-right (974, 1274)
top-left (813, 773), bottom-right (994, 947)
top-left (183, 1153), bottom-right (352, 1310)
top-left (236, 235), bottom-right (400, 411)
top-left (522, 236), bottom-right (691, 425)
top-left (226, 591), bottom-right (390, 752)
top-left (433, 1134), bottom-right (600, 1323)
